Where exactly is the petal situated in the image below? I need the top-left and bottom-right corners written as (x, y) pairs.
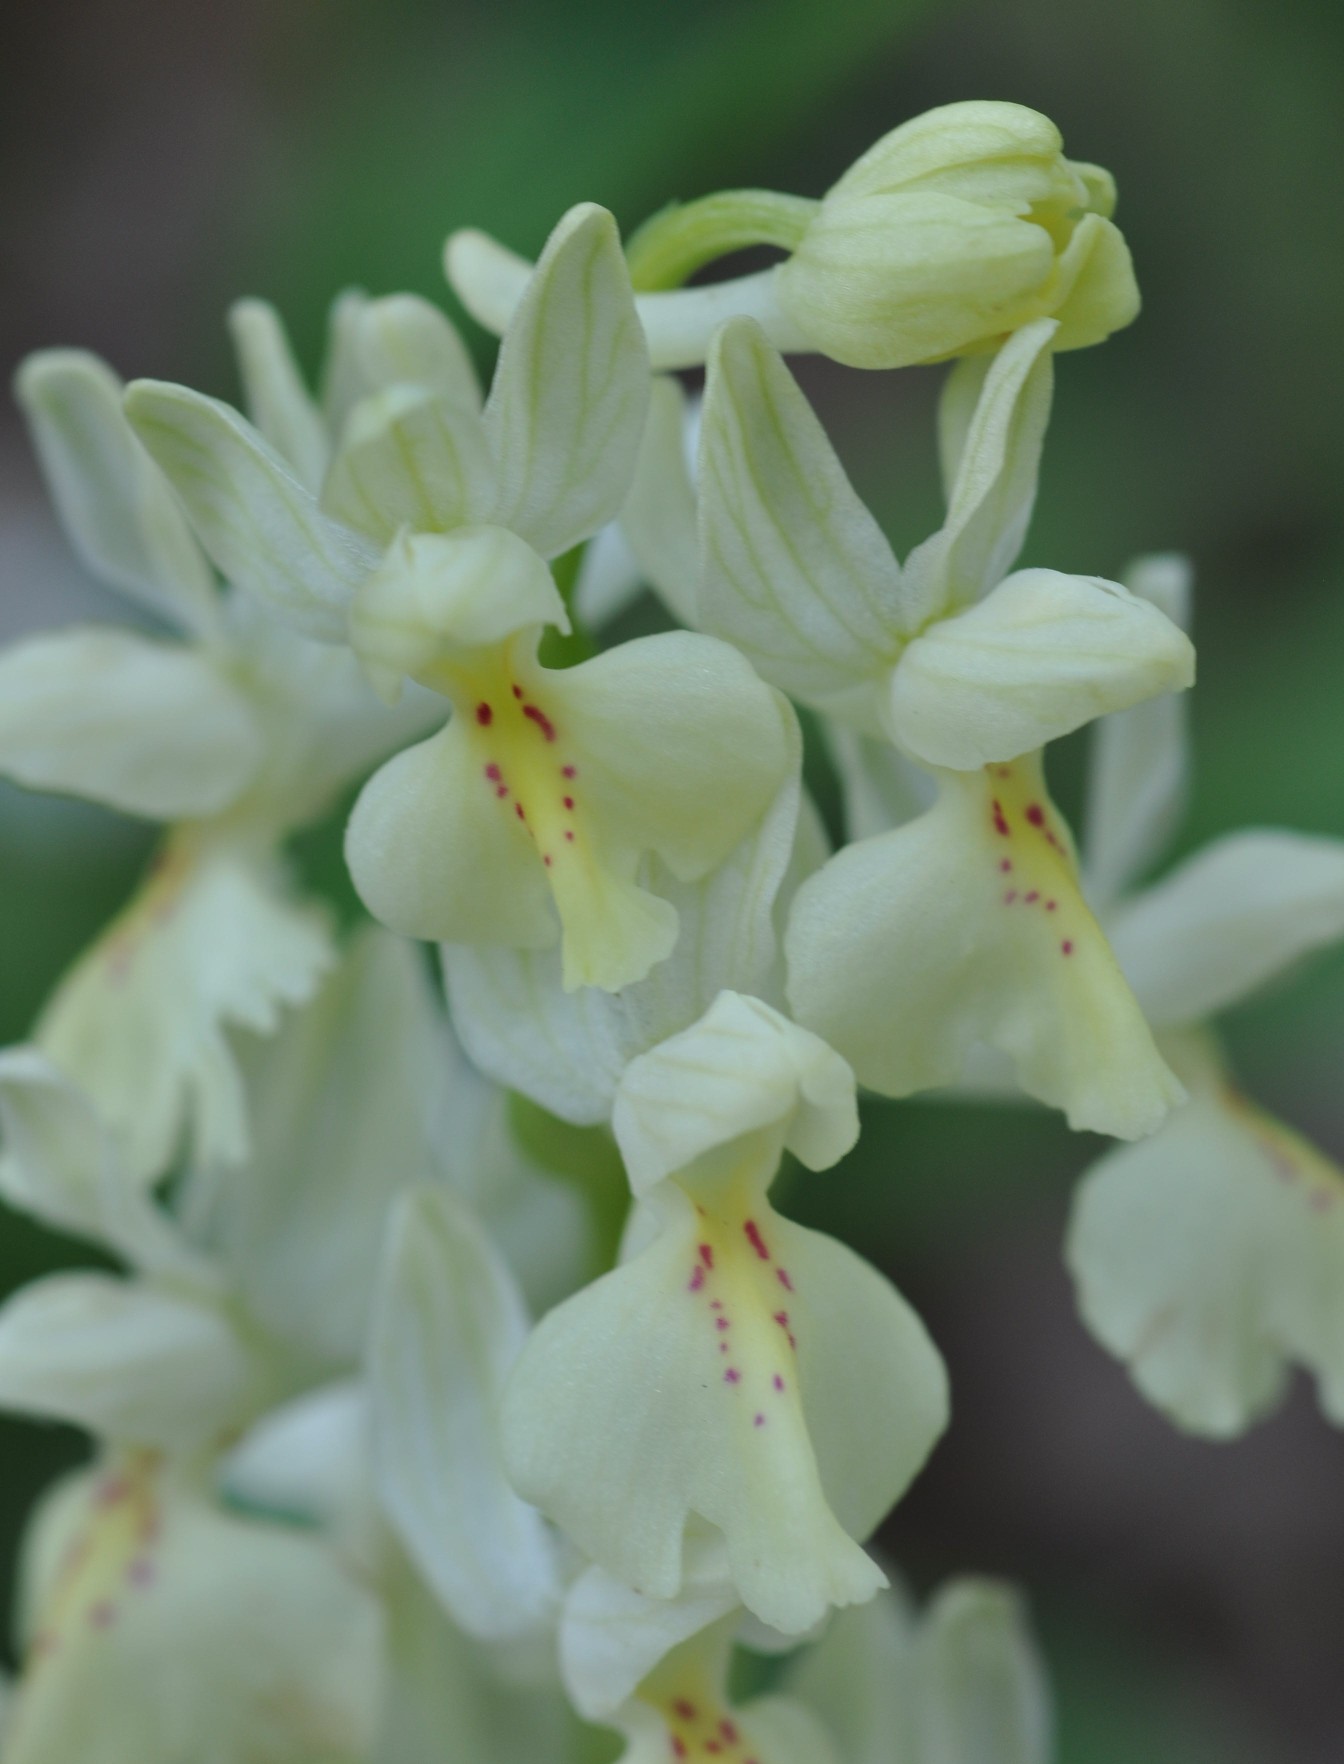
top-left (369, 1186), bottom-right (559, 1640)
top-left (1106, 831), bottom-right (1344, 1028)
top-left (503, 1175), bottom-right (945, 1633)
top-left (787, 1576), bottom-right (1052, 1764)
top-left (612, 992), bottom-right (858, 1196)
top-left (483, 204), bottom-right (650, 559)
top-left (37, 838), bottom-right (334, 1182)
top-left (199, 928), bottom-right (453, 1369)
top-left (1067, 1056), bottom-right (1344, 1434)
top-left (560, 1538), bottom-right (741, 1722)
top-left (909, 1581), bottom-right (1053, 1764)
top-left (786, 753), bottom-right (1183, 1138)
top-left (346, 526), bottom-right (566, 686)
top-left (444, 225), bottom-right (813, 372)
top-left (14, 351), bottom-right (217, 635)
top-left (902, 318), bottom-right (1056, 622)
top-left (550, 630), bottom-right (796, 883)
top-left (0, 1048), bottom-right (201, 1279)
top-left (321, 385), bottom-right (497, 545)
top-left (611, 1614), bottom-right (840, 1764)
top-left (228, 298), bottom-right (329, 492)
top-left (1048, 213), bottom-right (1141, 352)
top-left (773, 191), bottom-right (1055, 370)
top-left (0, 626), bottom-right (262, 819)
top-left (444, 735), bottom-right (805, 1126)
top-left (8, 1473), bottom-right (380, 1764)
top-left (887, 567), bottom-right (1196, 770)
top-left (125, 380), bottom-right (380, 642)
top-left (698, 318), bottom-right (907, 702)
top-left (1083, 552), bottom-right (1193, 906)
top-left (0, 1274), bottom-right (259, 1449)
top-left (619, 373), bottom-right (700, 626)
top-left (343, 291), bottom-right (482, 413)
top-left (345, 718), bottom-right (557, 948)
top-left (375, 1549), bottom-right (576, 1764)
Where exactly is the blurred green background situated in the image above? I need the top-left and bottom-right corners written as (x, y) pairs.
top-left (3, 0), bottom-right (1344, 1757)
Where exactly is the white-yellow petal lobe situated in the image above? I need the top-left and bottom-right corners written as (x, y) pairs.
top-left (544, 633), bottom-right (795, 885)
top-left (0, 628), bottom-right (262, 820)
top-left (37, 837), bottom-right (334, 1182)
top-left (887, 569), bottom-right (1195, 771)
top-left (347, 526), bottom-right (567, 686)
top-left (612, 992), bottom-right (858, 1197)
top-left (484, 203), bottom-right (651, 559)
top-left (15, 350), bottom-right (217, 635)
top-left (786, 754), bottom-right (1182, 1138)
top-left (619, 373), bottom-right (700, 627)
top-left (1068, 1068), bottom-right (1344, 1436)
top-left (125, 379), bottom-right (379, 642)
top-left (345, 718), bottom-right (558, 950)
top-left (1106, 830), bottom-right (1344, 1027)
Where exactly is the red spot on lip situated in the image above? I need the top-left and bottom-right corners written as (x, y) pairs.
top-left (721, 1721), bottom-right (739, 1744)
top-left (484, 763), bottom-right (501, 781)
top-left (511, 684), bottom-right (523, 699)
top-left (773, 1310), bottom-right (789, 1328)
top-left (563, 795), bottom-right (574, 810)
top-left (715, 1316), bottom-right (729, 1331)
top-left (688, 1266), bottom-right (705, 1292)
top-left (475, 702), bottom-right (493, 726)
top-left (523, 703), bottom-right (557, 742)
top-left (1061, 939), bottom-right (1074, 955)
top-left (1046, 899), bottom-right (1057, 911)
top-left (754, 1412), bottom-right (765, 1427)
top-left (698, 1244), bottom-right (714, 1270)
top-left (999, 858), bottom-right (1012, 873)
top-left (1025, 803), bottom-right (1045, 826)
top-left (724, 1367), bottom-right (741, 1384)
top-left (672, 1742), bottom-right (687, 1760)
top-left (743, 1219), bottom-right (770, 1260)
top-left (776, 1268), bottom-right (794, 1292)
top-left (543, 853), bottom-right (552, 866)
top-left (564, 829), bottom-right (574, 841)
top-left (773, 1373), bottom-right (786, 1392)
top-left (1003, 889), bottom-right (1017, 905)
top-left (515, 802), bottom-right (525, 820)
top-left (673, 1701), bottom-right (697, 1721)
top-left (1025, 890), bottom-right (1039, 903)
top-left (710, 1299), bottom-right (723, 1310)
top-left (562, 764), bottom-right (577, 778)
top-left (497, 785), bottom-right (509, 798)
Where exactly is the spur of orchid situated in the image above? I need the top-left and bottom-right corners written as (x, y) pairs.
top-left (0, 97), bottom-right (1334, 1763)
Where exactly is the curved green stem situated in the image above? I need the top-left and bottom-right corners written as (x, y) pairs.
top-left (625, 189), bottom-right (819, 292)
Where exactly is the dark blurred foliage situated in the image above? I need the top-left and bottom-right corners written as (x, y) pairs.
top-left (3, 0), bottom-right (1344, 1757)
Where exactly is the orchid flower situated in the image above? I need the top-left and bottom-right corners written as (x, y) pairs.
top-left (126, 205), bottom-right (795, 993)
top-left (684, 311), bottom-right (1191, 1137)
top-left (1062, 559), bottom-right (1344, 1435)
top-left (500, 991), bottom-right (948, 1635)
top-left (3, 349), bottom-right (435, 1183)
top-left (447, 102), bottom-right (1137, 373)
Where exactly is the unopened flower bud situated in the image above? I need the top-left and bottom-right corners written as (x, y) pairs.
top-left (774, 100), bottom-right (1139, 368)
